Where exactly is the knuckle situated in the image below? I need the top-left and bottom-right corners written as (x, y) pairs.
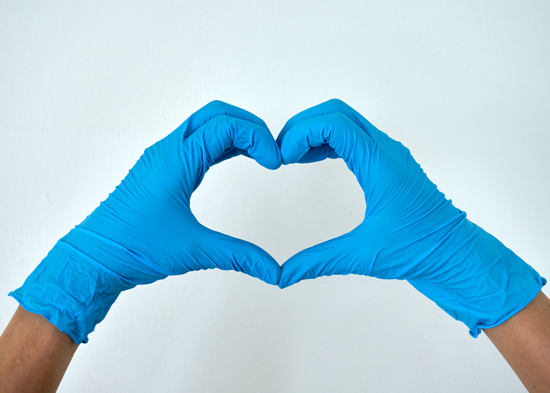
top-left (326, 98), bottom-right (349, 110)
top-left (204, 100), bottom-right (229, 113)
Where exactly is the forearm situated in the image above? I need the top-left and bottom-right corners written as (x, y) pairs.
top-left (0, 306), bottom-right (78, 393)
top-left (484, 291), bottom-right (550, 392)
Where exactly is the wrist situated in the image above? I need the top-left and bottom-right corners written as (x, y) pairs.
top-left (409, 218), bottom-right (546, 337)
top-left (10, 242), bottom-right (134, 344)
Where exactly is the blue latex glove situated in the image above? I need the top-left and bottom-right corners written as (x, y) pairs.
top-left (277, 99), bottom-right (546, 337)
top-left (10, 101), bottom-right (282, 344)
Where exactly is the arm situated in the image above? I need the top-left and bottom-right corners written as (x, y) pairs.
top-left (0, 306), bottom-right (78, 393)
top-left (484, 290), bottom-right (550, 392)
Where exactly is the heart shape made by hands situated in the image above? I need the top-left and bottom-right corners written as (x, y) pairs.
top-left (10, 98), bottom-right (545, 346)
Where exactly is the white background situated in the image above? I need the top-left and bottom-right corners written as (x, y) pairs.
top-left (1, 1), bottom-right (549, 392)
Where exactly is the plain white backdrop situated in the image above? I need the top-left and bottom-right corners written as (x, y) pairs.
top-left (1, 1), bottom-right (549, 392)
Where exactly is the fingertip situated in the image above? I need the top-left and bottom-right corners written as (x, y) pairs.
top-left (275, 127), bottom-right (287, 148)
top-left (278, 123), bottom-right (313, 164)
top-left (276, 128), bottom-right (304, 165)
top-left (233, 120), bottom-right (282, 170)
top-left (278, 275), bottom-right (308, 290)
top-left (277, 281), bottom-right (289, 289)
top-left (278, 255), bottom-right (308, 288)
top-left (268, 264), bottom-right (282, 286)
top-left (256, 253), bottom-right (281, 286)
top-left (249, 253), bottom-right (281, 286)
top-left (219, 233), bottom-right (282, 286)
top-left (251, 138), bottom-right (282, 170)
top-left (277, 275), bottom-right (299, 289)
top-left (263, 145), bottom-right (283, 170)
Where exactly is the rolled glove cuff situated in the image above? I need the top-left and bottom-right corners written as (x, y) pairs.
top-left (408, 218), bottom-right (546, 338)
top-left (9, 241), bottom-right (136, 344)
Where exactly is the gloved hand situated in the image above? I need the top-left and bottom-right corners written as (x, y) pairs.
top-left (277, 99), bottom-right (545, 337)
top-left (10, 101), bottom-right (282, 344)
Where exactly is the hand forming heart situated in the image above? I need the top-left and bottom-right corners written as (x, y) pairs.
top-left (10, 99), bottom-right (545, 344)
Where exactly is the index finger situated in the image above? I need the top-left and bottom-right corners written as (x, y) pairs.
top-left (278, 112), bottom-right (374, 176)
top-left (277, 99), bottom-right (380, 153)
top-left (177, 100), bottom-right (271, 166)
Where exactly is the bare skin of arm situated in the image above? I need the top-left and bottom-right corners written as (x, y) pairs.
top-left (0, 294), bottom-right (548, 392)
top-left (0, 306), bottom-right (78, 393)
top-left (484, 290), bottom-right (550, 392)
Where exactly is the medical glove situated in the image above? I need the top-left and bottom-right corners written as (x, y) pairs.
top-left (277, 99), bottom-right (545, 337)
top-left (10, 101), bottom-right (282, 344)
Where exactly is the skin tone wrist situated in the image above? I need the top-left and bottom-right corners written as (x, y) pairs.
top-left (484, 291), bottom-right (550, 392)
top-left (1, 292), bottom-right (549, 392)
top-left (0, 306), bottom-right (78, 393)
top-left (0, 292), bottom-right (550, 393)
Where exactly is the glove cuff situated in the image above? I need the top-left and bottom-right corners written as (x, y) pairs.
top-left (9, 242), bottom-right (135, 344)
top-left (408, 218), bottom-right (546, 337)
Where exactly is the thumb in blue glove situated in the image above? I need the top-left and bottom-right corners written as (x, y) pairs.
top-left (277, 98), bottom-right (545, 338)
top-left (10, 100), bottom-right (282, 344)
